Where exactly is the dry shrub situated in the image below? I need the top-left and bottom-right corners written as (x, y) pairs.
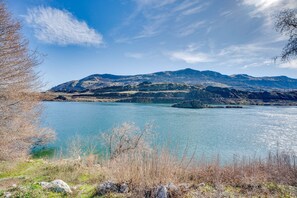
top-left (101, 123), bottom-right (195, 188)
top-left (186, 152), bottom-right (297, 188)
top-left (66, 135), bottom-right (98, 163)
top-left (0, 1), bottom-right (55, 160)
top-left (104, 149), bottom-right (182, 186)
top-left (101, 122), bottom-right (153, 160)
top-left (99, 123), bottom-right (297, 195)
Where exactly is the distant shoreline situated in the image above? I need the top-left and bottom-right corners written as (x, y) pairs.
top-left (41, 91), bottom-right (297, 107)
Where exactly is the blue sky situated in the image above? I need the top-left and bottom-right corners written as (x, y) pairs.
top-left (7, 0), bottom-right (297, 89)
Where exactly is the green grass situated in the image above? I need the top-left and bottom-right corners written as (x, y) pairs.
top-left (1, 158), bottom-right (297, 197)
top-left (31, 148), bottom-right (56, 159)
top-left (0, 159), bottom-right (104, 197)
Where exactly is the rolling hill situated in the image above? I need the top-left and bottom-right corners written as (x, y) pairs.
top-left (50, 68), bottom-right (297, 92)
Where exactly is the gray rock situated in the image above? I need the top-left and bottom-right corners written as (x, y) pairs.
top-left (40, 181), bottom-right (51, 189)
top-left (40, 179), bottom-right (72, 194)
top-left (155, 185), bottom-right (168, 198)
top-left (172, 100), bottom-right (207, 109)
top-left (119, 183), bottom-right (129, 193)
top-left (97, 181), bottom-right (120, 195)
top-left (166, 182), bottom-right (178, 192)
top-left (4, 192), bottom-right (12, 198)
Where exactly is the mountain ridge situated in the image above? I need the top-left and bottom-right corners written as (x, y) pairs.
top-left (50, 68), bottom-right (297, 92)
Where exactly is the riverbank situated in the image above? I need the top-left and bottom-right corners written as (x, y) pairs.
top-left (1, 151), bottom-right (297, 198)
top-left (41, 82), bottom-right (297, 107)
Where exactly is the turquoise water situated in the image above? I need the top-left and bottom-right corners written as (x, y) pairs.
top-left (41, 102), bottom-right (297, 160)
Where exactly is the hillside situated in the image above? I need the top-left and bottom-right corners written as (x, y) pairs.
top-left (50, 68), bottom-right (297, 92)
top-left (44, 81), bottom-right (297, 106)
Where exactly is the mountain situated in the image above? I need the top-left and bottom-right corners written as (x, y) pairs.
top-left (50, 68), bottom-right (297, 93)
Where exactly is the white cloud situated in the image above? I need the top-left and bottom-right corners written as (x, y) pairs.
top-left (114, 0), bottom-right (210, 41)
top-left (181, 3), bottom-right (209, 16)
top-left (178, 21), bottom-right (205, 37)
top-left (279, 59), bottom-right (297, 69)
top-left (169, 51), bottom-right (213, 64)
top-left (135, 0), bottom-right (176, 8)
top-left (241, 0), bottom-right (297, 41)
top-left (242, 60), bottom-right (272, 69)
top-left (25, 7), bottom-right (103, 46)
top-left (218, 43), bottom-right (275, 58)
top-left (125, 52), bottom-right (144, 59)
top-left (242, 0), bottom-right (297, 16)
top-left (220, 10), bottom-right (232, 17)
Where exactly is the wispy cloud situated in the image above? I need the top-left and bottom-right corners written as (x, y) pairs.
top-left (242, 0), bottom-right (297, 17)
top-left (241, 0), bottom-right (297, 29)
top-left (113, 0), bottom-right (210, 42)
top-left (168, 44), bottom-right (213, 64)
top-left (135, 0), bottom-right (177, 9)
top-left (168, 40), bottom-right (280, 69)
top-left (216, 42), bottom-right (279, 69)
top-left (181, 3), bottom-right (209, 16)
top-left (125, 52), bottom-right (144, 59)
top-left (25, 7), bottom-right (103, 46)
top-left (218, 43), bottom-right (276, 58)
top-left (242, 60), bottom-right (272, 69)
top-left (279, 59), bottom-right (297, 69)
top-left (178, 21), bottom-right (205, 37)
top-left (220, 10), bottom-right (232, 17)
top-left (240, 0), bottom-right (297, 43)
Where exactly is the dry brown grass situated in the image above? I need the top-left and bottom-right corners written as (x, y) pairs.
top-left (93, 123), bottom-right (297, 196)
top-left (102, 149), bottom-right (297, 190)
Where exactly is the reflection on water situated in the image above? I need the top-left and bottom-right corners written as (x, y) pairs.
top-left (256, 109), bottom-right (297, 153)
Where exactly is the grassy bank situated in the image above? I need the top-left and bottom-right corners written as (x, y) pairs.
top-left (1, 151), bottom-right (297, 198)
top-left (1, 123), bottom-right (297, 197)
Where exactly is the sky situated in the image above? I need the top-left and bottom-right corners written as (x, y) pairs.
top-left (6, 0), bottom-right (297, 89)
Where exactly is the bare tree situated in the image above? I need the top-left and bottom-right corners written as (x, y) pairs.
top-left (0, 1), bottom-right (54, 160)
top-left (102, 123), bottom-right (153, 160)
top-left (275, 9), bottom-right (297, 62)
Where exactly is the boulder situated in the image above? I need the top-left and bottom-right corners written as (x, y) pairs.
top-left (4, 192), bottom-right (12, 198)
top-left (97, 181), bottom-right (129, 195)
top-left (154, 183), bottom-right (181, 198)
top-left (40, 179), bottom-right (72, 194)
top-left (155, 185), bottom-right (168, 198)
top-left (166, 183), bottom-right (179, 197)
top-left (172, 100), bottom-right (207, 109)
top-left (119, 183), bottom-right (129, 193)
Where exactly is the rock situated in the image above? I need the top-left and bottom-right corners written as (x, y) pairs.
top-left (225, 105), bottom-right (242, 108)
top-left (172, 100), bottom-right (207, 109)
top-left (54, 95), bottom-right (67, 101)
top-left (155, 185), bottom-right (168, 198)
top-left (166, 182), bottom-right (178, 192)
top-left (166, 183), bottom-right (180, 197)
top-left (40, 179), bottom-right (72, 194)
top-left (119, 183), bottom-right (129, 193)
top-left (51, 180), bottom-right (72, 194)
top-left (97, 181), bottom-right (129, 195)
top-left (4, 192), bottom-right (12, 198)
top-left (40, 181), bottom-right (52, 189)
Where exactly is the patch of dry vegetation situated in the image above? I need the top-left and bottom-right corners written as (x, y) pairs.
top-left (101, 123), bottom-right (297, 197)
